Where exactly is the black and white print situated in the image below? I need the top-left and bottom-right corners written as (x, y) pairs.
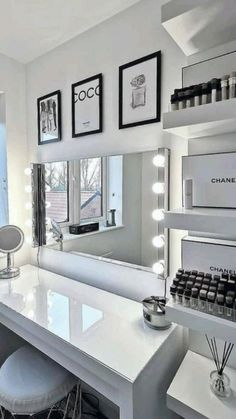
top-left (119, 51), bottom-right (161, 129)
top-left (72, 73), bottom-right (103, 137)
top-left (37, 90), bottom-right (61, 145)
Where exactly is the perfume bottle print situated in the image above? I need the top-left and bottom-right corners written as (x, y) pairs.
top-left (130, 74), bottom-right (146, 109)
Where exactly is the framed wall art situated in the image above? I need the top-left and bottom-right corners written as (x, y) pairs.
top-left (37, 90), bottom-right (61, 145)
top-left (119, 51), bottom-right (161, 129)
top-left (72, 73), bottom-right (103, 137)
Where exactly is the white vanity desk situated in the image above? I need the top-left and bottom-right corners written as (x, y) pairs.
top-left (0, 265), bottom-right (182, 419)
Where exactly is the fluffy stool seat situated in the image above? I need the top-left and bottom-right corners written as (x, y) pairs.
top-left (0, 345), bottom-right (77, 414)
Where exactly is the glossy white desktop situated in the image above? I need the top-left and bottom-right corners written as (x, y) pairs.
top-left (0, 265), bottom-right (183, 419)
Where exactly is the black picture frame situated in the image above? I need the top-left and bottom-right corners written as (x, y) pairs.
top-left (72, 73), bottom-right (103, 138)
top-left (119, 51), bottom-right (161, 129)
top-left (37, 90), bottom-right (61, 145)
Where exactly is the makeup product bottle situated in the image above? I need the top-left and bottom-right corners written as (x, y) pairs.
top-left (176, 272), bottom-right (182, 279)
top-left (203, 278), bottom-right (210, 286)
top-left (178, 268), bottom-right (184, 274)
top-left (210, 279), bottom-right (218, 288)
top-left (207, 291), bottom-right (216, 313)
top-left (186, 280), bottom-right (194, 290)
top-left (202, 284), bottom-right (209, 292)
top-left (209, 286), bottom-right (217, 293)
top-left (183, 179), bottom-right (193, 209)
top-left (221, 75), bottom-right (229, 100)
top-left (207, 82), bottom-right (212, 103)
top-left (170, 285), bottom-right (177, 302)
top-left (218, 283), bottom-right (225, 295)
top-left (173, 278), bottom-right (180, 286)
top-left (213, 275), bottom-right (221, 281)
top-left (229, 71), bottom-right (236, 99)
top-left (184, 289), bottom-right (191, 307)
top-left (216, 294), bottom-right (225, 316)
top-left (225, 296), bottom-right (233, 319)
top-left (177, 286), bottom-right (184, 304)
top-left (191, 270), bottom-right (198, 276)
top-left (191, 288), bottom-right (199, 309)
top-left (210, 78), bottom-right (218, 102)
top-left (201, 83), bottom-right (208, 104)
top-left (199, 289), bottom-right (207, 311)
top-left (198, 272), bottom-right (205, 278)
top-left (194, 282), bottom-right (202, 290)
top-left (185, 89), bottom-right (193, 108)
top-left (205, 273), bottom-right (212, 280)
top-left (185, 270), bottom-right (191, 275)
top-left (182, 273), bottom-right (189, 282)
top-left (195, 276), bottom-right (203, 283)
top-left (178, 91), bottom-right (185, 109)
top-left (189, 274), bottom-right (196, 282)
top-left (222, 273), bottom-right (229, 280)
top-left (193, 85), bottom-right (201, 106)
top-left (170, 94), bottom-right (178, 111)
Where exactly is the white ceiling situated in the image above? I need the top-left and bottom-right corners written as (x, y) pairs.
top-left (0, 0), bottom-right (141, 63)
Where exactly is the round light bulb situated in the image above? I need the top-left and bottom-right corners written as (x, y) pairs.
top-left (25, 202), bottom-right (32, 210)
top-left (45, 201), bottom-right (51, 209)
top-left (152, 235), bottom-right (165, 248)
top-left (46, 232), bottom-right (53, 240)
top-left (45, 217), bottom-right (51, 225)
top-left (45, 185), bottom-right (51, 192)
top-left (27, 310), bottom-right (35, 319)
top-left (26, 293), bottom-right (34, 303)
top-left (152, 260), bottom-right (165, 275)
top-left (153, 154), bottom-right (165, 167)
top-left (25, 219), bottom-right (32, 227)
top-left (25, 235), bottom-right (32, 245)
top-left (24, 168), bottom-right (32, 176)
top-left (152, 209), bottom-right (164, 221)
top-left (25, 185), bottom-right (32, 193)
top-left (152, 182), bottom-right (165, 194)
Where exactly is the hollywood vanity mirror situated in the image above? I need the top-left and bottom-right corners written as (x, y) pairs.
top-left (31, 150), bottom-right (170, 275)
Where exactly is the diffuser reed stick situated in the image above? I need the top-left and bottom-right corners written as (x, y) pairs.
top-left (206, 335), bottom-right (234, 397)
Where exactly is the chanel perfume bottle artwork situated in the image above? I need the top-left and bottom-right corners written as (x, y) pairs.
top-left (131, 74), bottom-right (146, 109)
top-left (119, 51), bottom-right (161, 129)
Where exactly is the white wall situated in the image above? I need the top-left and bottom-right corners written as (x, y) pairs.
top-left (26, 0), bottom-right (188, 276)
top-left (0, 53), bottom-right (29, 269)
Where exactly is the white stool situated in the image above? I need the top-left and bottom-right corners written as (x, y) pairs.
top-left (0, 345), bottom-right (80, 418)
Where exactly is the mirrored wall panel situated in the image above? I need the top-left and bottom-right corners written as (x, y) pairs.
top-left (32, 150), bottom-right (169, 272)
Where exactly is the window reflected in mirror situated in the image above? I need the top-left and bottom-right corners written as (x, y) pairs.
top-left (45, 161), bottom-right (69, 224)
top-left (80, 157), bottom-right (103, 220)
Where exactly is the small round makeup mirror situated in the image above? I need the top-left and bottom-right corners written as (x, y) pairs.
top-left (0, 225), bottom-right (24, 279)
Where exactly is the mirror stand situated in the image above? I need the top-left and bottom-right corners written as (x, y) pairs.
top-left (0, 253), bottom-right (20, 280)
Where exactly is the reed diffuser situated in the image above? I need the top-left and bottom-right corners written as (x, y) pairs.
top-left (206, 335), bottom-right (234, 398)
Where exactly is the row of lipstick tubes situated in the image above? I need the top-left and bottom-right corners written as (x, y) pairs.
top-left (171, 294), bottom-right (235, 321)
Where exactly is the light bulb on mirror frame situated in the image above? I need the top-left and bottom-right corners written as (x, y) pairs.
top-left (153, 154), bottom-right (165, 168)
top-left (25, 219), bottom-right (32, 227)
top-left (25, 202), bottom-right (32, 210)
top-left (152, 260), bottom-right (165, 275)
top-left (24, 168), bottom-right (32, 176)
top-left (45, 201), bottom-right (51, 209)
top-left (152, 235), bottom-right (165, 248)
top-left (152, 182), bottom-right (165, 194)
top-left (25, 185), bottom-right (32, 193)
top-left (45, 185), bottom-right (51, 192)
top-left (152, 208), bottom-right (164, 221)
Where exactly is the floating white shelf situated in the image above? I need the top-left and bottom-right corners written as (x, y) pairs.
top-left (166, 300), bottom-right (236, 344)
top-left (161, 0), bottom-right (236, 56)
top-left (163, 99), bottom-right (236, 139)
top-left (167, 351), bottom-right (236, 419)
top-left (164, 207), bottom-right (236, 235)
